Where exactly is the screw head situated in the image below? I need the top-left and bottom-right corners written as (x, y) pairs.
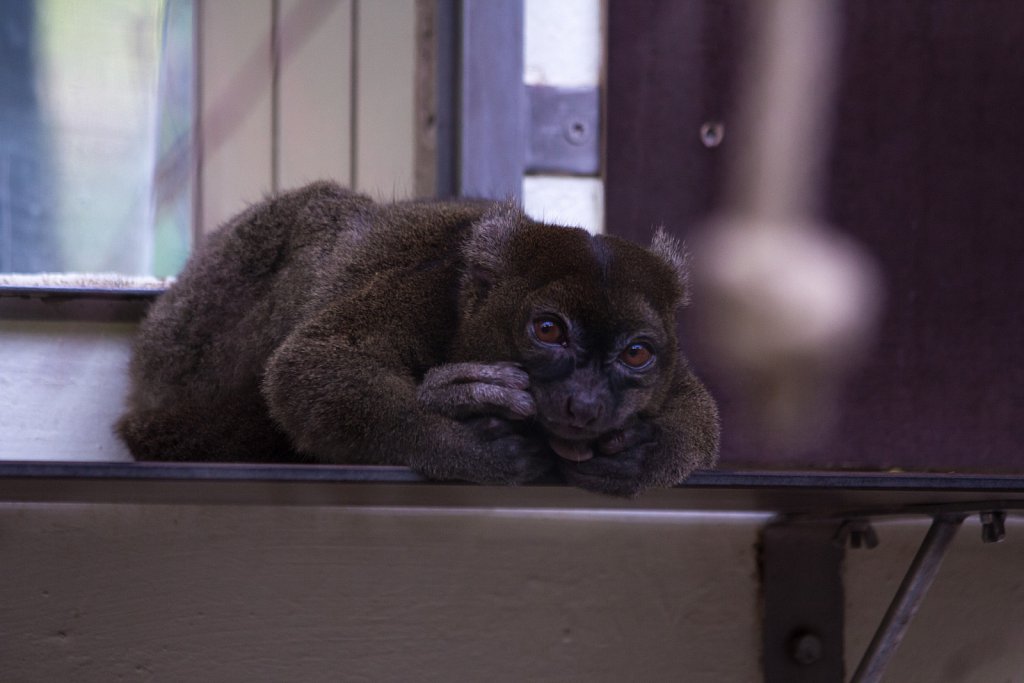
top-left (564, 119), bottom-right (590, 145)
top-left (700, 121), bottom-right (725, 148)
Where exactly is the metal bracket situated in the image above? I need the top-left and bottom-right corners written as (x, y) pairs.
top-left (0, 286), bottom-right (158, 322)
top-left (763, 510), bottom-right (995, 683)
top-left (849, 514), bottom-right (966, 683)
top-left (762, 521), bottom-right (846, 682)
top-left (525, 85), bottom-right (601, 175)
top-left (457, 0), bottom-right (526, 200)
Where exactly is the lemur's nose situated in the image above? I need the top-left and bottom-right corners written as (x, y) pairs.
top-left (565, 394), bottom-right (604, 427)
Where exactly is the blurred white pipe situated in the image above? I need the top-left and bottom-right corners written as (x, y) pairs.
top-left (697, 0), bottom-right (882, 451)
top-left (729, 0), bottom-right (837, 221)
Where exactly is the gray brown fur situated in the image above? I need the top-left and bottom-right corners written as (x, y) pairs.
top-left (117, 182), bottom-right (719, 495)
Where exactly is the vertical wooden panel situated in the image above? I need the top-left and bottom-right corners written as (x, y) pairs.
top-left (605, 0), bottom-right (738, 244)
top-left (198, 0), bottom-right (274, 234)
top-left (354, 0), bottom-right (417, 199)
top-left (820, 1), bottom-right (1024, 473)
top-left (414, 0), bottom-right (457, 198)
top-left (277, 0), bottom-right (353, 191)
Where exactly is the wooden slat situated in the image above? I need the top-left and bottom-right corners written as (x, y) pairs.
top-left (276, 0), bottom-right (354, 191)
top-left (353, 0), bottom-right (417, 200)
top-left (197, 0), bottom-right (275, 234)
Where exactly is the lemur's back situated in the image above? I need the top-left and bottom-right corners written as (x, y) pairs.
top-left (118, 183), bottom-right (377, 461)
top-left (118, 183), bottom-right (496, 462)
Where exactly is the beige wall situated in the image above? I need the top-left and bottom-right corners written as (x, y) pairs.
top-left (2, 504), bottom-right (1022, 681)
top-left (845, 517), bottom-right (1024, 681)
top-left (2, 505), bottom-right (763, 681)
top-left (0, 321), bottom-right (134, 462)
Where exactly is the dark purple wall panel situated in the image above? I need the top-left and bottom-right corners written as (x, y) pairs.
top-left (606, 1), bottom-right (1024, 471)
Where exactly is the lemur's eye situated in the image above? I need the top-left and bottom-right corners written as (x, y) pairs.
top-left (619, 342), bottom-right (654, 369)
top-left (532, 316), bottom-right (567, 346)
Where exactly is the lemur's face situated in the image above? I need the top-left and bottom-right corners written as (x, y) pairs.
top-left (451, 219), bottom-right (687, 464)
top-left (515, 263), bottom-right (677, 462)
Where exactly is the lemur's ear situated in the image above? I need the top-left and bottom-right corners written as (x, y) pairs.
top-left (650, 227), bottom-right (692, 307)
top-left (462, 201), bottom-right (523, 291)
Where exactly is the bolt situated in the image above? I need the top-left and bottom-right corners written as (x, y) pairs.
top-left (980, 510), bottom-right (1006, 543)
top-left (790, 631), bottom-right (823, 665)
top-left (834, 520), bottom-right (879, 550)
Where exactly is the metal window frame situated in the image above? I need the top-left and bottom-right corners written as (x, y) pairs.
top-left (449, 0), bottom-right (602, 200)
top-left (0, 287), bottom-right (158, 322)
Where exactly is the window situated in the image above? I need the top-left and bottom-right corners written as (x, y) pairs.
top-left (0, 0), bottom-right (193, 278)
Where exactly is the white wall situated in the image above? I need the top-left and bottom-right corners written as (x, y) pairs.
top-left (0, 321), bottom-right (133, 461)
top-left (522, 0), bottom-right (604, 234)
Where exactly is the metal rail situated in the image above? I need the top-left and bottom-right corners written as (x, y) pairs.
top-left (2, 462), bottom-right (1024, 514)
top-left (849, 514), bottom-right (967, 683)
